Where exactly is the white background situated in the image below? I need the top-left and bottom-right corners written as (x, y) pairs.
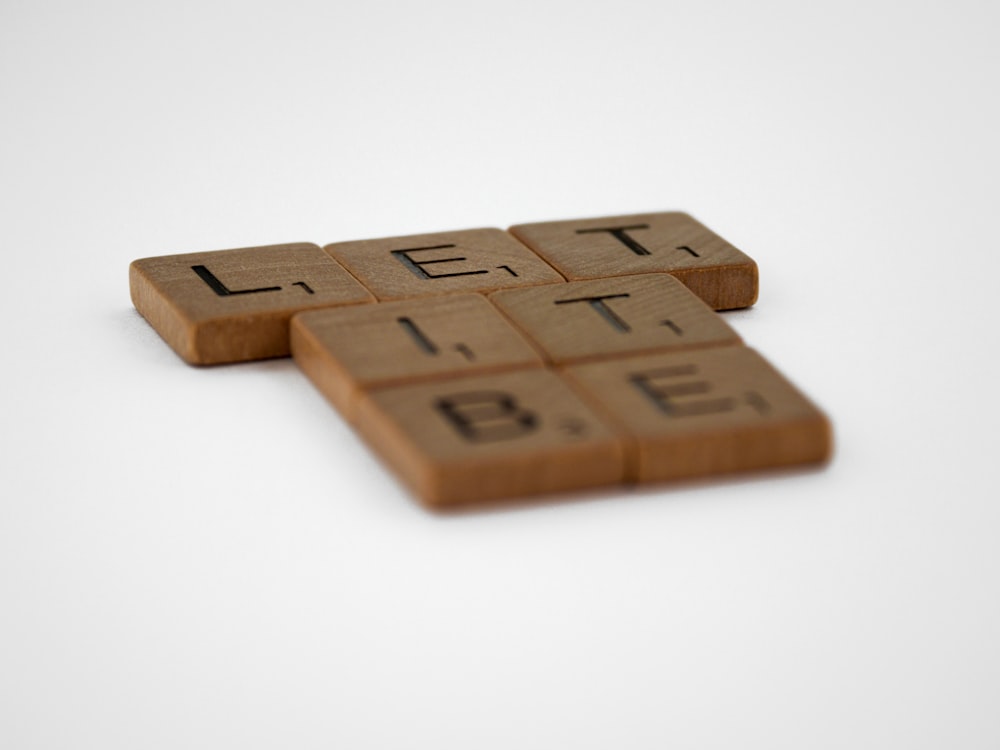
top-left (2, 1), bottom-right (999, 747)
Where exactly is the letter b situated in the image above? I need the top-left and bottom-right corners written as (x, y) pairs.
top-left (435, 391), bottom-right (538, 443)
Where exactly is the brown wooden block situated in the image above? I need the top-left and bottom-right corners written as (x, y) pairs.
top-left (490, 273), bottom-right (741, 365)
top-left (291, 294), bottom-right (545, 422)
top-left (324, 228), bottom-right (565, 300)
top-left (563, 347), bottom-right (831, 483)
top-left (509, 212), bottom-right (758, 310)
top-left (130, 242), bottom-right (374, 364)
top-left (354, 369), bottom-right (625, 508)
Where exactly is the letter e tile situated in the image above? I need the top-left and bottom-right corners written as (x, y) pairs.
top-left (563, 347), bottom-right (831, 483)
top-left (324, 228), bottom-right (565, 300)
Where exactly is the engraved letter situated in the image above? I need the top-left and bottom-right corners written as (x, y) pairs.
top-left (630, 365), bottom-right (737, 417)
top-left (191, 265), bottom-right (282, 296)
top-left (435, 391), bottom-right (538, 442)
top-left (575, 224), bottom-right (652, 256)
top-left (554, 294), bottom-right (632, 332)
top-left (391, 245), bottom-right (489, 280)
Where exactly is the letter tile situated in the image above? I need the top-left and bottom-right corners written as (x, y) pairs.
top-left (510, 212), bottom-right (757, 310)
top-left (354, 369), bottom-right (625, 507)
top-left (130, 242), bottom-right (374, 364)
top-left (325, 228), bottom-right (565, 300)
top-left (291, 294), bottom-right (544, 421)
top-left (563, 347), bottom-right (832, 483)
top-left (490, 274), bottom-right (741, 364)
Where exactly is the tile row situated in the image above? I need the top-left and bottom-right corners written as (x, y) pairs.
top-left (341, 346), bottom-right (830, 508)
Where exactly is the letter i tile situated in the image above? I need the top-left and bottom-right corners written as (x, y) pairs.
top-left (291, 294), bottom-right (545, 422)
top-left (353, 369), bottom-right (626, 508)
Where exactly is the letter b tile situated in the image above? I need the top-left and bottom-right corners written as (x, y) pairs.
top-left (354, 369), bottom-right (625, 507)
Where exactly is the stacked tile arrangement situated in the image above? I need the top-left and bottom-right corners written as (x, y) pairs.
top-left (130, 212), bottom-right (832, 508)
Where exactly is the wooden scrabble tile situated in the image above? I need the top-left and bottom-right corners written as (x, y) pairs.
top-left (324, 228), bottom-right (565, 300)
top-left (291, 294), bottom-right (545, 421)
top-left (130, 242), bottom-right (374, 364)
top-left (509, 212), bottom-right (758, 310)
top-left (354, 369), bottom-right (626, 507)
top-left (563, 347), bottom-right (831, 483)
top-left (490, 273), bottom-right (741, 365)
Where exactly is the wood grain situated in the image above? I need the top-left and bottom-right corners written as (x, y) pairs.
top-left (354, 369), bottom-right (625, 508)
top-left (131, 216), bottom-right (829, 508)
top-left (291, 294), bottom-right (545, 422)
top-left (563, 347), bottom-right (831, 483)
top-left (490, 273), bottom-right (741, 364)
top-left (324, 228), bottom-right (565, 301)
top-left (130, 242), bottom-right (373, 364)
top-left (509, 212), bottom-right (758, 310)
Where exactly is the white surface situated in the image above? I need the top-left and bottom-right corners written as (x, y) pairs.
top-left (2, 1), bottom-right (999, 747)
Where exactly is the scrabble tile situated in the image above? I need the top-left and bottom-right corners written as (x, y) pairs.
top-left (130, 242), bottom-right (373, 364)
top-left (354, 369), bottom-right (625, 507)
top-left (563, 347), bottom-right (831, 483)
top-left (490, 273), bottom-right (742, 364)
top-left (291, 294), bottom-right (545, 421)
top-left (509, 212), bottom-right (758, 310)
top-left (324, 228), bottom-right (565, 300)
